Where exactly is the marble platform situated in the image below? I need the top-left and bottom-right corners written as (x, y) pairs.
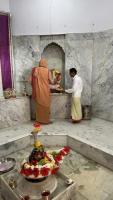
top-left (0, 93), bottom-right (71, 129)
top-left (1, 131), bottom-right (113, 200)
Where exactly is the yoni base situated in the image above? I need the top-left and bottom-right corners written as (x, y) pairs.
top-left (1, 170), bottom-right (76, 200)
top-left (17, 175), bottom-right (57, 200)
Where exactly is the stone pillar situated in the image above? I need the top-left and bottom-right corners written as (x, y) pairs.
top-left (0, 60), bottom-right (4, 99)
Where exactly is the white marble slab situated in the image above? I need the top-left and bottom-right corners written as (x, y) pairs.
top-left (0, 97), bottom-right (30, 129)
top-left (92, 34), bottom-right (113, 122)
top-left (65, 34), bottom-right (93, 105)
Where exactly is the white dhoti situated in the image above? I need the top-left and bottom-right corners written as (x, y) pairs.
top-left (71, 97), bottom-right (82, 121)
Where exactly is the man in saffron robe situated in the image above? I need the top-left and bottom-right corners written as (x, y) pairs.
top-left (65, 68), bottom-right (83, 123)
top-left (31, 58), bottom-right (54, 124)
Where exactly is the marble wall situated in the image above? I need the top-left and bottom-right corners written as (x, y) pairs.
top-left (65, 34), bottom-right (93, 105)
top-left (12, 34), bottom-right (92, 106)
top-left (91, 30), bottom-right (113, 122)
top-left (12, 30), bottom-right (113, 122)
top-left (13, 35), bottom-right (40, 96)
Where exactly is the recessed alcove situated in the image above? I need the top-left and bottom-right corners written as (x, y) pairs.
top-left (42, 42), bottom-right (65, 88)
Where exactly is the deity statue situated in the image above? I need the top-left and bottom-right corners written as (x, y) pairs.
top-left (50, 69), bottom-right (63, 92)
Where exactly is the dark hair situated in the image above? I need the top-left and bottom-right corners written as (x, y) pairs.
top-left (69, 68), bottom-right (77, 74)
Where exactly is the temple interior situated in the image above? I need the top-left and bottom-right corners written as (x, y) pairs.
top-left (0, 0), bottom-right (113, 200)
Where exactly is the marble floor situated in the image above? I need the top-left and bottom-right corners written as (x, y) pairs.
top-left (0, 118), bottom-right (113, 200)
top-left (0, 117), bottom-right (113, 154)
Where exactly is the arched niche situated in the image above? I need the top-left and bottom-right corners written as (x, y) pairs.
top-left (42, 42), bottom-right (65, 88)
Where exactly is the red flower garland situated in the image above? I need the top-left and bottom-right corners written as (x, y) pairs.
top-left (63, 146), bottom-right (70, 154)
top-left (20, 146), bottom-right (71, 178)
top-left (33, 168), bottom-right (39, 177)
top-left (40, 167), bottom-right (50, 176)
top-left (51, 166), bottom-right (59, 174)
top-left (31, 159), bottom-right (38, 165)
top-left (33, 122), bottom-right (41, 128)
top-left (54, 154), bottom-right (62, 163)
top-left (21, 168), bottom-right (32, 176)
top-left (60, 150), bottom-right (66, 156)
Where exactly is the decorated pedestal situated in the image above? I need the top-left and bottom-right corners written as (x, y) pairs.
top-left (20, 123), bottom-right (70, 181)
top-left (18, 123), bottom-right (70, 199)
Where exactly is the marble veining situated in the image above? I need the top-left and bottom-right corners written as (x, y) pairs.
top-left (92, 35), bottom-right (113, 121)
top-left (0, 97), bottom-right (30, 129)
top-left (12, 34), bottom-right (92, 106)
top-left (12, 29), bottom-right (113, 122)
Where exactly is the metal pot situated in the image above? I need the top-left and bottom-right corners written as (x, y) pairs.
top-left (41, 190), bottom-right (51, 200)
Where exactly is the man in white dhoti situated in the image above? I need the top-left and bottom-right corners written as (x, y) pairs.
top-left (65, 68), bottom-right (83, 123)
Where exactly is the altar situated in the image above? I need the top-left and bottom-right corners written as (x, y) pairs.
top-left (30, 93), bottom-right (71, 120)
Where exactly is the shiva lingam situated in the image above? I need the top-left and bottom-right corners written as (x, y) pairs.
top-left (19, 123), bottom-right (70, 199)
top-left (20, 123), bottom-right (70, 182)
